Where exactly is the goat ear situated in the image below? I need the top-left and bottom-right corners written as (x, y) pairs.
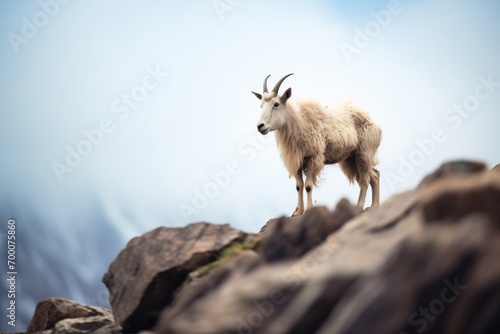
top-left (251, 91), bottom-right (262, 100)
top-left (281, 87), bottom-right (292, 103)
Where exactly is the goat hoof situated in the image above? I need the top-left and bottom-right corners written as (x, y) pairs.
top-left (363, 206), bottom-right (376, 212)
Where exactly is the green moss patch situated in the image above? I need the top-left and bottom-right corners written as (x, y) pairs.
top-left (193, 239), bottom-right (259, 278)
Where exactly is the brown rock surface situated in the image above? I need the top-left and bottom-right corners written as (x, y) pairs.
top-left (491, 163), bottom-right (500, 175)
top-left (26, 297), bottom-right (117, 333)
top-left (24, 161), bottom-right (500, 334)
top-left (102, 222), bottom-right (247, 332)
top-left (419, 170), bottom-right (500, 224)
top-left (149, 162), bottom-right (500, 334)
top-left (418, 160), bottom-right (486, 187)
top-left (49, 315), bottom-right (120, 334)
top-left (258, 198), bottom-right (361, 262)
top-left (155, 250), bottom-right (262, 329)
top-left (316, 214), bottom-right (495, 334)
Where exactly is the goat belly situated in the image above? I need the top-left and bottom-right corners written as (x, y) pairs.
top-left (324, 144), bottom-right (352, 165)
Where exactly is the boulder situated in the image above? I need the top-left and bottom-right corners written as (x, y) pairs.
top-left (49, 315), bottom-right (119, 334)
top-left (102, 222), bottom-right (246, 332)
top-left (258, 198), bottom-right (361, 262)
top-left (419, 170), bottom-right (500, 225)
top-left (26, 297), bottom-right (117, 333)
top-left (418, 160), bottom-right (486, 187)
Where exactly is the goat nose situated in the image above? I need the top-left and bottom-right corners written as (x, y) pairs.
top-left (257, 123), bottom-right (265, 130)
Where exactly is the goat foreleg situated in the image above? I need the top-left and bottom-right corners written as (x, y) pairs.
top-left (304, 159), bottom-right (322, 212)
top-left (292, 169), bottom-right (304, 217)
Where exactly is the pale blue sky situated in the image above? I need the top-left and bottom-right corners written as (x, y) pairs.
top-left (1, 0), bottom-right (500, 330)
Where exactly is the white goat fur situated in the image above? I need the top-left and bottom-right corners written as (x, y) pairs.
top-left (252, 74), bottom-right (382, 216)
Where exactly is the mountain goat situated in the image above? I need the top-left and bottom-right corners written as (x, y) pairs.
top-left (251, 73), bottom-right (382, 216)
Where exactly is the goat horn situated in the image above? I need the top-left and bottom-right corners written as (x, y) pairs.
top-left (263, 75), bottom-right (271, 93)
top-left (272, 73), bottom-right (294, 94)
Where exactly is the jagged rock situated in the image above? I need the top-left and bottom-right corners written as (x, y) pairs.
top-left (149, 161), bottom-right (500, 334)
top-left (419, 170), bottom-right (500, 225)
top-left (26, 297), bottom-right (117, 333)
top-left (102, 222), bottom-right (247, 333)
top-left (316, 214), bottom-right (496, 334)
top-left (491, 164), bottom-right (500, 175)
top-left (418, 160), bottom-right (486, 187)
top-left (258, 198), bottom-right (361, 262)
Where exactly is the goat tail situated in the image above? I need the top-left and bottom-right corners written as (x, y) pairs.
top-left (340, 152), bottom-right (359, 184)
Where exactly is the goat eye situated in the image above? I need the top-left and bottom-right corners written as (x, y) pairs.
top-left (274, 102), bottom-right (280, 108)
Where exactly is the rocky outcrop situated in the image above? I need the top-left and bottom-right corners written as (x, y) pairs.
top-left (26, 297), bottom-right (119, 334)
top-left (24, 161), bottom-right (500, 334)
top-left (258, 198), bottom-right (361, 262)
top-left (102, 222), bottom-right (248, 332)
top-left (150, 161), bottom-right (500, 334)
top-left (417, 159), bottom-right (486, 187)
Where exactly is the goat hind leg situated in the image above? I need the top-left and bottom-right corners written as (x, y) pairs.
top-left (369, 168), bottom-right (380, 207)
top-left (356, 174), bottom-right (370, 209)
